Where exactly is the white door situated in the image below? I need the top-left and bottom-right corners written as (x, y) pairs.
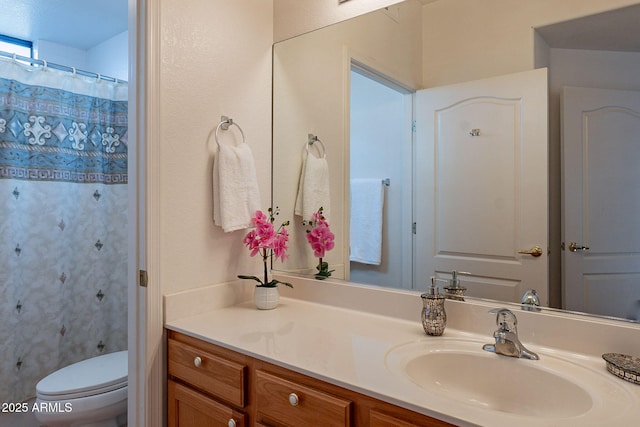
top-left (415, 69), bottom-right (548, 304)
top-left (562, 86), bottom-right (640, 320)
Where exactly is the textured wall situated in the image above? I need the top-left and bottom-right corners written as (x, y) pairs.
top-left (421, 0), bottom-right (640, 87)
top-left (158, 0), bottom-right (274, 294)
top-left (274, 0), bottom-right (403, 42)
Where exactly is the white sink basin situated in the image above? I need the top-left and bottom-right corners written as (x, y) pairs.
top-left (385, 338), bottom-right (634, 422)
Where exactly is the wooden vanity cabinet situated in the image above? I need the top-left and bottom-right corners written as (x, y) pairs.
top-left (167, 330), bottom-right (454, 427)
top-left (255, 370), bottom-right (352, 426)
top-left (168, 380), bottom-right (247, 427)
top-left (167, 332), bottom-right (251, 427)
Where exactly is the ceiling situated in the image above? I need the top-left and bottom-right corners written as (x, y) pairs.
top-left (536, 4), bottom-right (640, 52)
top-left (2, 0), bottom-right (636, 55)
top-left (0, 0), bottom-right (128, 51)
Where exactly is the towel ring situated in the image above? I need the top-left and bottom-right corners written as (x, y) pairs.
top-left (307, 133), bottom-right (326, 158)
top-left (215, 116), bottom-right (246, 148)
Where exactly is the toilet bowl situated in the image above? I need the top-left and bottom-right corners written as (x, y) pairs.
top-left (34, 350), bottom-right (128, 427)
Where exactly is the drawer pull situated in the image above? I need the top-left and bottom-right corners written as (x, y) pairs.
top-left (288, 392), bottom-right (299, 406)
top-left (193, 356), bottom-right (202, 367)
top-left (227, 418), bottom-right (236, 427)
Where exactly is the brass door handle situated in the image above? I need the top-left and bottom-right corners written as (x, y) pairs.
top-left (518, 246), bottom-right (543, 257)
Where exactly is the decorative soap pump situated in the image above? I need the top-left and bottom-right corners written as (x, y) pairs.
top-left (421, 277), bottom-right (447, 336)
top-left (443, 270), bottom-right (469, 301)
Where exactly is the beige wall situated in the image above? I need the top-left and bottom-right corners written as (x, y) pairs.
top-left (159, 0), bottom-right (273, 294)
top-left (157, 0), bottom-right (640, 296)
top-left (150, 1), bottom-right (639, 421)
top-left (272, 1), bottom-right (422, 278)
top-left (274, 0), bottom-right (404, 42)
top-left (157, 0), bottom-right (400, 296)
top-left (422, 0), bottom-right (640, 87)
top-left (272, 0), bottom-right (640, 305)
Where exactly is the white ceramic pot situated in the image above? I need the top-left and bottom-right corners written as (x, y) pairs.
top-left (254, 286), bottom-right (279, 310)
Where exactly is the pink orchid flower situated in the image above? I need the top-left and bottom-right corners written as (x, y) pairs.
top-left (304, 207), bottom-right (335, 279)
top-left (239, 209), bottom-right (292, 288)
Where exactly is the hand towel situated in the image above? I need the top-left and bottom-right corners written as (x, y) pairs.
top-left (294, 150), bottom-right (331, 221)
top-left (213, 142), bottom-right (262, 232)
top-left (350, 178), bottom-right (384, 265)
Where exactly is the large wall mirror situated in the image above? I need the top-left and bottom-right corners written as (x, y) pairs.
top-left (272, 0), bottom-right (640, 323)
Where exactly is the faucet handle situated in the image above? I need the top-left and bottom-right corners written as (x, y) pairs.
top-left (489, 308), bottom-right (518, 332)
top-left (485, 308), bottom-right (539, 360)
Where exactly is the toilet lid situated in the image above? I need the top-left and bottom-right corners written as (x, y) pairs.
top-left (37, 350), bottom-right (128, 399)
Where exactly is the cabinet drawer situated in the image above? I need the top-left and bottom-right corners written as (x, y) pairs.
top-left (255, 370), bottom-right (351, 427)
top-left (369, 409), bottom-right (453, 427)
top-left (370, 410), bottom-right (417, 427)
top-left (168, 338), bottom-right (247, 408)
top-left (168, 379), bottom-right (246, 427)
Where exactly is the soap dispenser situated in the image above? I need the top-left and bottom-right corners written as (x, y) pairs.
top-left (443, 270), bottom-right (468, 301)
top-left (421, 277), bottom-right (447, 336)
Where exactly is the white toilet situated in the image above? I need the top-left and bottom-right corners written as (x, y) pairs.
top-left (34, 350), bottom-right (128, 427)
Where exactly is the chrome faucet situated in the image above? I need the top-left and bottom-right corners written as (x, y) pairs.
top-left (520, 289), bottom-right (541, 311)
top-left (482, 308), bottom-right (539, 360)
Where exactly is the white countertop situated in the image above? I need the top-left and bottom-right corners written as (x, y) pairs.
top-left (165, 295), bottom-right (640, 427)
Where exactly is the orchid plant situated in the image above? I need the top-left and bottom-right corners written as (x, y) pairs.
top-left (303, 207), bottom-right (335, 280)
top-left (238, 208), bottom-right (293, 288)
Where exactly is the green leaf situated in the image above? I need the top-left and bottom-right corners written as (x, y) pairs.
top-left (237, 275), bottom-right (265, 285)
top-left (314, 266), bottom-right (334, 280)
top-left (268, 279), bottom-right (294, 288)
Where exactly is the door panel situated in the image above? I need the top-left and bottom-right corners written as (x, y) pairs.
top-left (436, 98), bottom-right (519, 258)
top-left (562, 86), bottom-right (640, 319)
top-left (415, 69), bottom-right (548, 303)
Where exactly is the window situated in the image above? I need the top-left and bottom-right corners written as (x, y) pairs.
top-left (0, 35), bottom-right (33, 58)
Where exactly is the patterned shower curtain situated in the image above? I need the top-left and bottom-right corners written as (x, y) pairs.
top-left (0, 57), bottom-right (128, 403)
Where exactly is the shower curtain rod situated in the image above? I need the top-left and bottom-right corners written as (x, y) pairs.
top-left (0, 50), bottom-right (127, 84)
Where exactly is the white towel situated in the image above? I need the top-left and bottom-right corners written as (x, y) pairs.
top-left (213, 142), bottom-right (262, 232)
top-left (294, 150), bottom-right (331, 221)
top-left (350, 179), bottom-right (384, 265)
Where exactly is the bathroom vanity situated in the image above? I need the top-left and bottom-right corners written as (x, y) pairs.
top-left (167, 330), bottom-right (451, 426)
top-left (164, 276), bottom-right (640, 427)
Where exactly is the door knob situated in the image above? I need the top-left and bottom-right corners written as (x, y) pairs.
top-left (568, 242), bottom-right (589, 252)
top-left (518, 246), bottom-right (543, 257)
